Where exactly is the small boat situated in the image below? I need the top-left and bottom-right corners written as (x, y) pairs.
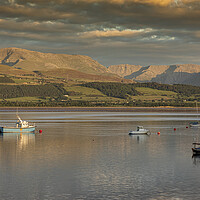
top-left (192, 142), bottom-right (200, 155)
top-left (0, 114), bottom-right (35, 133)
top-left (129, 126), bottom-right (150, 135)
top-left (190, 121), bottom-right (200, 127)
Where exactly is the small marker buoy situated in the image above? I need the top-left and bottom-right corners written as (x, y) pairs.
top-left (174, 128), bottom-right (176, 131)
top-left (186, 126), bottom-right (188, 128)
top-left (157, 132), bottom-right (160, 135)
top-left (39, 130), bottom-right (42, 133)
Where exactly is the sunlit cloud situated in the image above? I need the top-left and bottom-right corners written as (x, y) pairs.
top-left (69, 0), bottom-right (173, 6)
top-left (79, 29), bottom-right (153, 38)
top-left (0, 0), bottom-right (200, 66)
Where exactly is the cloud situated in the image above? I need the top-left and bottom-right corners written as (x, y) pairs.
top-left (0, 19), bottom-right (82, 33)
top-left (79, 29), bottom-right (152, 38)
top-left (0, 5), bottom-right (75, 21)
top-left (1, 0), bottom-right (200, 30)
top-left (69, 0), bottom-right (173, 6)
top-left (0, 0), bottom-right (200, 66)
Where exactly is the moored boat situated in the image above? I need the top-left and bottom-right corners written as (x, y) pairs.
top-left (0, 115), bottom-right (35, 133)
top-left (189, 121), bottom-right (200, 128)
top-left (192, 142), bottom-right (200, 155)
top-left (129, 126), bottom-right (150, 135)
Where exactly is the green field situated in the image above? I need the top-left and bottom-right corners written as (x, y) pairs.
top-left (133, 87), bottom-right (177, 101)
top-left (65, 85), bottom-right (105, 96)
top-left (64, 85), bottom-right (190, 103)
top-left (65, 85), bottom-right (125, 102)
top-left (12, 78), bottom-right (38, 84)
top-left (3, 97), bottom-right (41, 102)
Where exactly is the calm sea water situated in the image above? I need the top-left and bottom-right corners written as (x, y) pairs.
top-left (0, 111), bottom-right (200, 200)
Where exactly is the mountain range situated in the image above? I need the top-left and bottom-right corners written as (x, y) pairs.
top-left (0, 47), bottom-right (199, 86)
top-left (0, 47), bottom-right (126, 82)
top-left (108, 64), bottom-right (200, 86)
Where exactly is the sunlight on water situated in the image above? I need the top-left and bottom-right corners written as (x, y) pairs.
top-left (0, 111), bottom-right (200, 199)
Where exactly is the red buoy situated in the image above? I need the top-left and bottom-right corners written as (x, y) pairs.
top-left (174, 128), bottom-right (176, 131)
top-left (186, 126), bottom-right (188, 128)
top-left (157, 132), bottom-right (160, 135)
top-left (39, 130), bottom-right (42, 133)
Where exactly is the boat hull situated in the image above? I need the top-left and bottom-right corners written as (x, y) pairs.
top-left (192, 148), bottom-right (200, 155)
top-left (0, 126), bottom-right (35, 133)
top-left (129, 131), bottom-right (150, 135)
top-left (190, 123), bottom-right (200, 128)
top-left (189, 120), bottom-right (200, 127)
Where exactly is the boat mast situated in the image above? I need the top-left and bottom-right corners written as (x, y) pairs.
top-left (196, 101), bottom-right (199, 121)
top-left (16, 107), bottom-right (22, 123)
top-left (16, 107), bottom-right (18, 118)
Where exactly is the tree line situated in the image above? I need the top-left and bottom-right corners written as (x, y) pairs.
top-left (82, 82), bottom-right (140, 99)
top-left (82, 82), bottom-right (200, 98)
top-left (0, 99), bottom-right (196, 107)
top-left (0, 83), bottom-right (67, 99)
top-left (135, 82), bottom-right (200, 96)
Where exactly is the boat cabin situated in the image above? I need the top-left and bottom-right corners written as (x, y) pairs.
top-left (137, 126), bottom-right (145, 131)
top-left (16, 115), bottom-right (29, 128)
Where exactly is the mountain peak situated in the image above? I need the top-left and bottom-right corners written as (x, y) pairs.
top-left (108, 64), bottom-right (142, 77)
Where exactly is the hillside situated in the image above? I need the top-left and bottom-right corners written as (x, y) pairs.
top-left (108, 64), bottom-right (200, 86)
top-left (41, 68), bottom-right (130, 82)
top-left (1, 81), bottom-right (199, 107)
top-left (0, 64), bottom-right (34, 76)
top-left (0, 47), bottom-right (109, 75)
top-left (0, 47), bottom-right (131, 83)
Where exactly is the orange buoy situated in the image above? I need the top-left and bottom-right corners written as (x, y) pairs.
top-left (39, 130), bottom-right (42, 133)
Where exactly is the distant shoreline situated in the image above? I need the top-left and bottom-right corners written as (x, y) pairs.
top-left (0, 107), bottom-right (198, 112)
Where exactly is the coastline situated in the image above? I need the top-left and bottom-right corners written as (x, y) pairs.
top-left (0, 107), bottom-right (198, 112)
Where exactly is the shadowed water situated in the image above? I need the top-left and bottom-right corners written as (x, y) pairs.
top-left (0, 111), bottom-right (200, 200)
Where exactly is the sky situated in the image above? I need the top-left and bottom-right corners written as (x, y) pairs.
top-left (0, 0), bottom-right (200, 67)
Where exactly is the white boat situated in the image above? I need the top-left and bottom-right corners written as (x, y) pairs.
top-left (129, 126), bottom-right (150, 135)
top-left (0, 114), bottom-right (35, 133)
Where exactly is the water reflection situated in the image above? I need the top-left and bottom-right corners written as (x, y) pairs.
top-left (0, 133), bottom-right (35, 160)
top-left (192, 155), bottom-right (200, 166)
top-left (0, 133), bottom-right (35, 147)
top-left (128, 135), bottom-right (149, 143)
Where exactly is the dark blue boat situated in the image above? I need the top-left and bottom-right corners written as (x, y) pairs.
top-left (192, 143), bottom-right (200, 155)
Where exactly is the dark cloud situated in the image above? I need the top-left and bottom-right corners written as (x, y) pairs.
top-left (0, 0), bottom-right (200, 66)
top-left (1, 0), bottom-right (200, 28)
